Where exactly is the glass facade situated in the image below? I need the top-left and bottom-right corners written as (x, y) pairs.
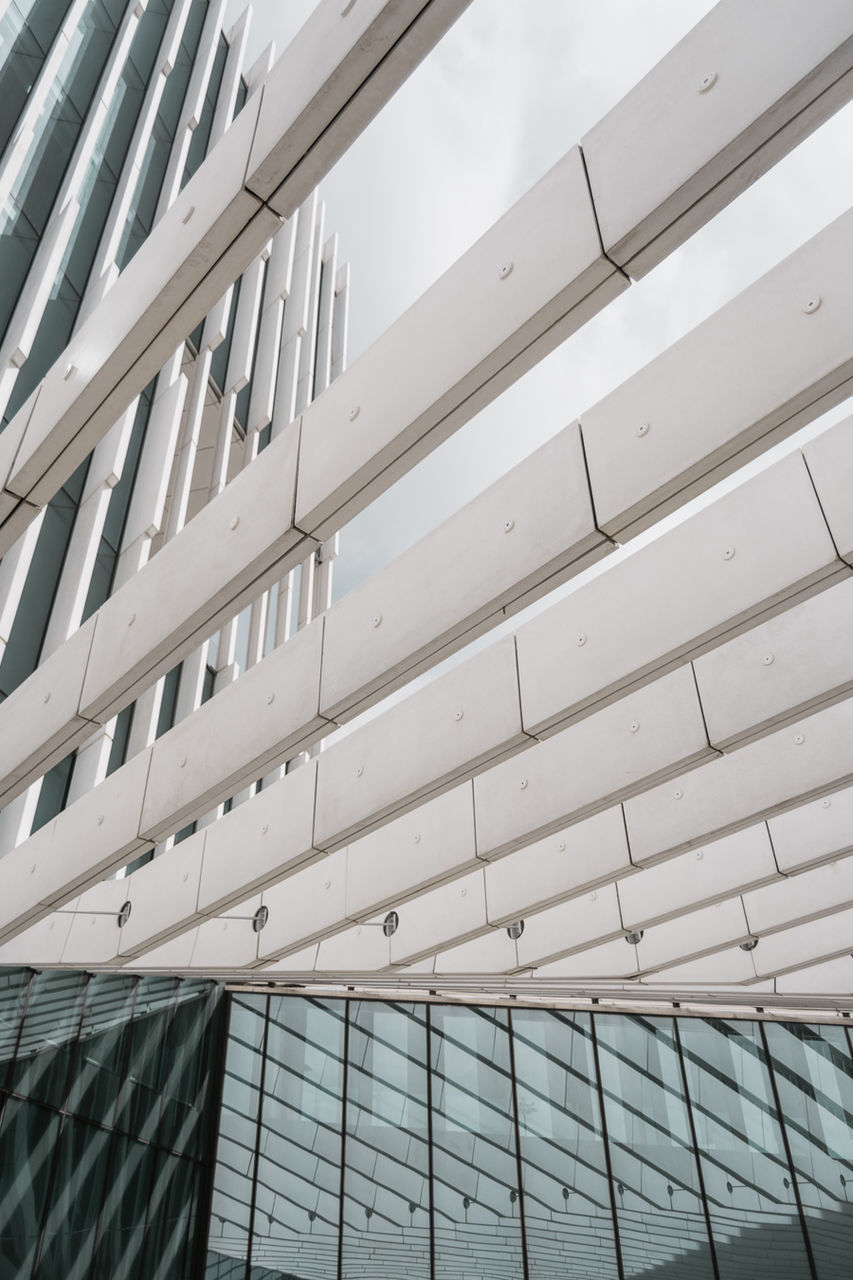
top-left (1, 975), bottom-right (852, 1277)
top-left (206, 996), bottom-right (853, 1280)
top-left (0, 967), bottom-right (225, 1278)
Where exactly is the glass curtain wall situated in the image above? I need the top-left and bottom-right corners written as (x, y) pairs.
top-left (0, 966), bottom-right (225, 1279)
top-left (207, 999), bottom-right (853, 1280)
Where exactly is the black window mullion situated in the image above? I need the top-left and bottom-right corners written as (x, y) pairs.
top-left (505, 1008), bottom-right (530, 1280)
top-left (336, 998), bottom-right (350, 1280)
top-left (244, 994), bottom-right (270, 1280)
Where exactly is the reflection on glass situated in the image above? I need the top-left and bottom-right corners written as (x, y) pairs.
top-left (765, 1021), bottom-right (853, 1279)
top-left (7, 969), bottom-right (87, 1107)
top-left (513, 1008), bottom-right (619, 1279)
top-left (342, 1001), bottom-right (430, 1279)
top-left (430, 1005), bottom-right (524, 1280)
top-left (251, 996), bottom-right (345, 1279)
top-left (596, 1014), bottom-right (715, 1279)
top-left (0, 965), bottom-right (221, 1280)
top-left (207, 994), bottom-right (267, 1277)
top-left (679, 1017), bottom-right (811, 1279)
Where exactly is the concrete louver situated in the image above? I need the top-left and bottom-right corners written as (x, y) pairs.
top-left (0, 0), bottom-right (473, 546)
top-left (2, 416), bottom-right (853, 964)
top-left (1, 207), bottom-right (852, 812)
top-left (3, 1), bottom-right (853, 999)
top-left (2, 0), bottom-right (853, 554)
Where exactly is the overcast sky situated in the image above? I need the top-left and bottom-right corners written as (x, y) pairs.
top-left (225, 1), bottom-right (853, 602)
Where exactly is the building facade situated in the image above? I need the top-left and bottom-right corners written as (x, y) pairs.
top-left (1, 0), bottom-right (853, 1275)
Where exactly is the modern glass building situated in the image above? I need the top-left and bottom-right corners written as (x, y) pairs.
top-left (2, 2), bottom-right (853, 1276)
top-left (2, 969), bottom-right (853, 1279)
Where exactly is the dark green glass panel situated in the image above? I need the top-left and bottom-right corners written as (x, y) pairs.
top-left (512, 1008), bottom-right (619, 1280)
top-left (0, 0), bottom-right (121, 346)
top-left (183, 33), bottom-right (227, 186)
top-left (430, 1004), bottom-right (524, 1280)
top-left (595, 1014), bottom-right (715, 1279)
top-left (29, 747), bottom-right (74, 833)
top-left (116, 0), bottom-right (207, 270)
top-left (765, 1021), bottom-right (853, 1279)
top-left (106, 702), bottom-right (135, 776)
top-left (91, 1132), bottom-right (152, 1280)
top-left (140, 1150), bottom-right (198, 1279)
top-left (207, 994), bottom-right (266, 1276)
top-left (0, 1097), bottom-right (59, 1276)
top-left (251, 996), bottom-right (345, 1278)
top-left (160, 985), bottom-right (219, 1158)
top-left (66, 972), bottom-right (138, 1125)
top-left (35, 1115), bottom-right (111, 1279)
top-left (679, 1017), bottom-right (811, 1279)
top-left (0, 0), bottom-right (69, 159)
top-left (82, 382), bottom-right (153, 621)
top-left (0, 968), bottom-right (32, 1086)
top-left (7, 969), bottom-right (87, 1107)
top-left (341, 1001), bottom-right (430, 1279)
top-left (115, 976), bottom-right (179, 1140)
top-left (0, 459), bottom-right (88, 699)
top-left (156, 661), bottom-right (183, 738)
top-left (209, 277), bottom-right (241, 393)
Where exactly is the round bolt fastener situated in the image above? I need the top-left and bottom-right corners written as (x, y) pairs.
top-left (383, 910), bottom-right (399, 938)
top-left (558, 841), bottom-right (566, 852)
top-left (372, 614), bottom-right (382, 628)
top-left (460, 887), bottom-right (467, 897)
top-left (498, 262), bottom-right (513, 279)
top-left (803, 297), bottom-right (821, 314)
top-left (356, 766), bottom-right (363, 777)
top-left (455, 709), bottom-right (464, 722)
top-left (43, 692), bottom-right (50, 704)
top-left (348, 405), bottom-right (360, 421)
top-left (413, 833), bottom-right (421, 844)
top-left (739, 937), bottom-right (759, 952)
top-left (697, 71), bottom-right (717, 91)
top-left (794, 733), bottom-right (805, 745)
top-left (97, 815), bottom-right (104, 825)
top-left (261, 824), bottom-right (269, 835)
top-left (520, 778), bottom-right (528, 790)
top-left (117, 901), bottom-right (132, 929)
top-left (128, 613), bottom-right (136, 626)
top-left (630, 720), bottom-right (640, 734)
top-left (576, 633), bottom-right (587, 647)
top-left (625, 930), bottom-right (644, 946)
top-left (30, 864), bottom-right (36, 874)
top-left (589, 892), bottom-right (597, 902)
top-left (722, 546), bottom-right (736, 560)
top-left (822, 799), bottom-right (832, 809)
top-left (180, 756), bottom-right (187, 768)
top-left (266, 692), bottom-right (275, 705)
top-left (230, 516), bottom-right (240, 530)
top-left (252, 905), bottom-right (269, 933)
top-left (636, 422), bottom-right (649, 437)
top-left (504, 518), bottom-right (515, 532)
top-left (695, 850), bottom-right (704, 860)
top-left (673, 788), bottom-right (684, 800)
top-left (324, 880), bottom-right (331, 890)
top-left (762, 654), bottom-right (774, 666)
top-left (506, 920), bottom-right (524, 941)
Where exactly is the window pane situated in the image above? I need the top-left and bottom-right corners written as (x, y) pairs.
top-left (430, 1004), bottom-right (524, 1280)
top-left (0, 1097), bottom-right (59, 1275)
top-left (765, 1020), bottom-right (853, 1279)
top-left (595, 1013), bottom-right (715, 1279)
top-left (679, 1017), bottom-right (811, 1279)
top-left (513, 1008), bottom-right (619, 1280)
top-left (341, 1000), bottom-right (430, 1279)
top-left (250, 996), bottom-right (345, 1279)
top-left (7, 969), bottom-right (87, 1107)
